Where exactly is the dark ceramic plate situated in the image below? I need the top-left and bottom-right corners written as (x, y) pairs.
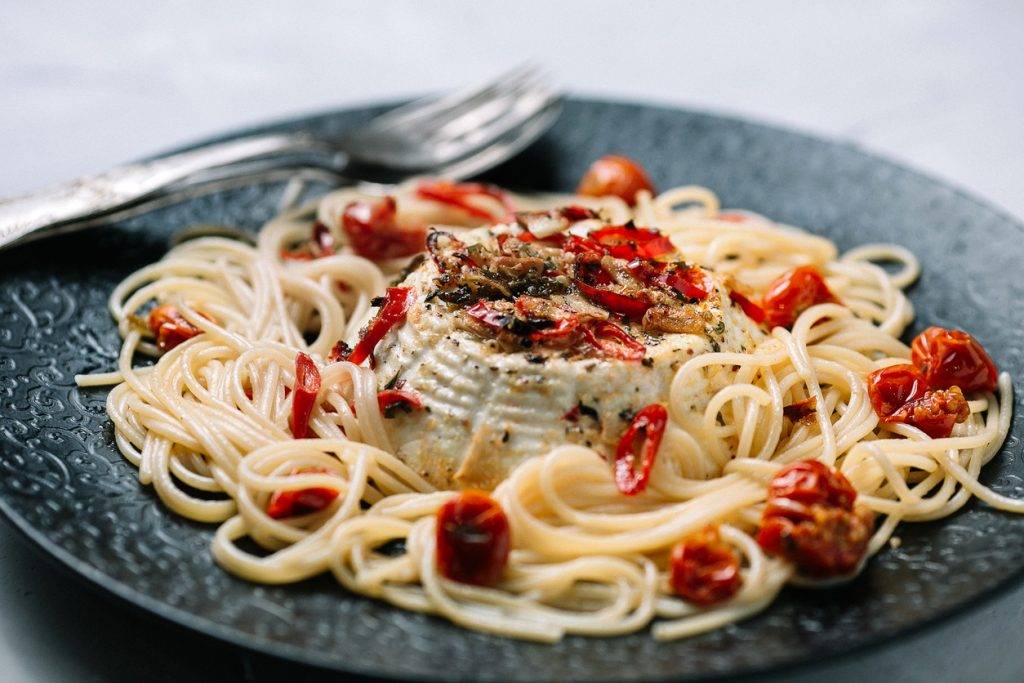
top-left (0, 98), bottom-right (1022, 682)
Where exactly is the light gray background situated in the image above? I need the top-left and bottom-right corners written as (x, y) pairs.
top-left (2, 1), bottom-right (1023, 681)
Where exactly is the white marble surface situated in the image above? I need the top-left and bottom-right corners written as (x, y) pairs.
top-left (2, 1), bottom-right (1024, 680)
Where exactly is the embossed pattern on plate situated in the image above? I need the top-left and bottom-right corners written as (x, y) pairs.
top-left (0, 100), bottom-right (1022, 682)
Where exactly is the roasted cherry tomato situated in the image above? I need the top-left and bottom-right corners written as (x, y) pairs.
top-left (669, 527), bottom-right (743, 605)
top-left (728, 290), bottom-right (766, 324)
top-left (266, 467), bottom-right (339, 519)
top-left (416, 181), bottom-right (515, 222)
top-left (886, 386), bottom-right (969, 438)
top-left (347, 287), bottom-right (414, 366)
top-left (757, 459), bottom-right (873, 577)
top-left (867, 364), bottom-right (928, 418)
top-left (910, 326), bottom-right (998, 393)
top-left (289, 352), bottom-right (322, 438)
top-left (614, 404), bottom-right (668, 495)
top-left (576, 155), bottom-right (655, 206)
top-left (581, 319), bottom-right (646, 361)
top-left (761, 266), bottom-right (839, 329)
top-left (341, 196), bottom-right (426, 261)
top-left (436, 490), bottom-right (511, 586)
top-left (147, 304), bottom-right (208, 352)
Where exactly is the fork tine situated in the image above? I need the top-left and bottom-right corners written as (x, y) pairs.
top-left (425, 86), bottom-right (560, 167)
top-left (358, 63), bottom-right (540, 135)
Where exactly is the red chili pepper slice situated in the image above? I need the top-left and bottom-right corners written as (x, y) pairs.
top-left (266, 467), bottom-right (339, 519)
top-left (660, 266), bottom-right (712, 301)
top-left (575, 278), bottom-right (651, 320)
top-left (436, 490), bottom-right (511, 586)
top-left (581, 320), bottom-right (646, 361)
top-left (588, 225), bottom-right (674, 260)
top-left (147, 305), bottom-right (211, 351)
top-left (416, 181), bottom-right (515, 222)
top-left (465, 300), bottom-right (512, 333)
top-left (341, 196), bottom-right (426, 261)
top-left (289, 352), bottom-right (322, 438)
top-left (761, 266), bottom-right (839, 329)
top-left (910, 326), bottom-right (998, 392)
top-left (577, 155), bottom-right (655, 206)
top-left (377, 389), bottom-right (424, 414)
top-left (669, 526), bottom-right (743, 605)
top-left (728, 290), bottom-right (766, 324)
top-left (614, 403), bottom-right (668, 495)
top-left (347, 287), bottom-right (414, 366)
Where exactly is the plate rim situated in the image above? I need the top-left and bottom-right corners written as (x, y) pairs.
top-left (3, 95), bottom-right (1023, 682)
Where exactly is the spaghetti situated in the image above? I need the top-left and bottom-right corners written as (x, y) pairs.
top-left (77, 158), bottom-right (1014, 643)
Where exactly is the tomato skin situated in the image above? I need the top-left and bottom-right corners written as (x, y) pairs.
top-left (669, 527), bottom-right (742, 605)
top-left (910, 326), bottom-right (998, 392)
top-left (886, 386), bottom-right (969, 438)
top-left (289, 352), bottom-right (322, 438)
top-left (347, 287), bottom-right (414, 366)
top-left (757, 459), bottom-right (873, 577)
top-left (614, 404), bottom-right (668, 495)
top-left (342, 196), bottom-right (426, 261)
top-left (728, 290), bottom-right (766, 324)
top-left (577, 155), bottom-right (655, 206)
top-left (147, 305), bottom-right (206, 351)
top-left (580, 319), bottom-right (646, 361)
top-left (761, 266), bottom-right (838, 329)
top-left (266, 467), bottom-right (339, 519)
top-left (867, 364), bottom-right (929, 418)
top-left (436, 491), bottom-right (511, 586)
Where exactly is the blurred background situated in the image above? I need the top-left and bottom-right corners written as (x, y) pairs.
top-left (2, 1), bottom-right (1024, 681)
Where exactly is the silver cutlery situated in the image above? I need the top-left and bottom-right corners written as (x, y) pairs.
top-left (0, 64), bottom-right (561, 250)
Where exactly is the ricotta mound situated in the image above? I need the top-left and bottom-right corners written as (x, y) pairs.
top-left (370, 217), bottom-right (764, 489)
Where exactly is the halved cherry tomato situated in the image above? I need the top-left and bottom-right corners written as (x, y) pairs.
top-left (614, 403), bottom-right (668, 495)
top-left (266, 467), bottom-right (339, 519)
top-left (289, 352), bottom-right (322, 438)
top-left (581, 320), bottom-right (646, 361)
top-left (342, 196), bottom-right (426, 261)
top-left (886, 386), bottom-right (969, 438)
top-left (377, 388), bottom-right (424, 414)
top-left (669, 527), bottom-right (742, 605)
top-left (757, 459), bottom-right (873, 577)
top-left (728, 290), bottom-right (765, 324)
top-left (866, 364), bottom-right (928, 418)
top-left (761, 266), bottom-right (839, 329)
top-left (577, 155), bottom-right (655, 206)
top-left (910, 326), bottom-right (998, 392)
top-left (417, 181), bottom-right (515, 222)
top-left (347, 287), bottom-right (414, 366)
top-left (436, 490), bottom-right (511, 586)
top-left (147, 305), bottom-right (209, 351)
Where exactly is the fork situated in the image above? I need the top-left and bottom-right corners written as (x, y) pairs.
top-left (0, 64), bottom-right (561, 250)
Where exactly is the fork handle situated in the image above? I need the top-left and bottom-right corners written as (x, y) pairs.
top-left (0, 132), bottom-right (329, 249)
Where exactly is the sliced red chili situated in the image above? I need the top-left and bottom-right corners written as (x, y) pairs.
top-left (910, 326), bottom-right (998, 392)
top-left (588, 224), bottom-right (674, 260)
top-left (513, 297), bottom-right (580, 342)
top-left (728, 290), bottom-right (765, 324)
top-left (669, 527), bottom-right (743, 605)
top-left (614, 403), bottom-right (667, 495)
top-left (341, 196), bottom-right (426, 261)
top-left (660, 265), bottom-right (712, 301)
top-left (147, 304), bottom-right (209, 352)
top-left (867, 364), bottom-right (928, 418)
top-left (436, 490), bottom-right (511, 586)
top-left (416, 181), bottom-right (515, 222)
top-left (575, 278), bottom-right (651, 320)
top-left (581, 320), bottom-right (645, 361)
top-left (466, 300), bottom-right (513, 333)
top-left (577, 155), bottom-right (655, 206)
top-left (289, 352), bottom-right (322, 438)
top-left (377, 389), bottom-right (424, 414)
top-left (782, 396), bottom-right (817, 422)
top-left (761, 266), bottom-right (839, 329)
top-left (326, 340), bottom-right (351, 364)
top-left (347, 287), bottom-right (414, 366)
top-left (266, 467), bottom-right (339, 519)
